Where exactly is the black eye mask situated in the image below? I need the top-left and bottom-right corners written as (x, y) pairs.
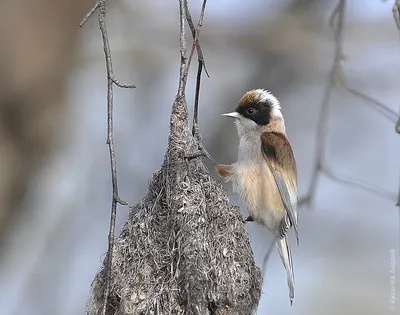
top-left (235, 101), bottom-right (272, 126)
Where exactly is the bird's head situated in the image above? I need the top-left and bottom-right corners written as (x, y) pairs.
top-left (222, 89), bottom-right (285, 136)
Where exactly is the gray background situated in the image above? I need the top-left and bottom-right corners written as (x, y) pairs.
top-left (0, 1), bottom-right (398, 314)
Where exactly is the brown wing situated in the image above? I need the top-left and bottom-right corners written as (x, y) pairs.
top-left (260, 132), bottom-right (299, 243)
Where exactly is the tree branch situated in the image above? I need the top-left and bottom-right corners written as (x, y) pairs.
top-left (80, 1), bottom-right (135, 315)
top-left (344, 87), bottom-right (398, 123)
top-left (306, 0), bottom-right (346, 206)
top-left (323, 165), bottom-right (397, 200)
top-left (298, 0), bottom-right (398, 210)
top-left (180, 1), bottom-right (215, 163)
top-left (185, 2), bottom-right (209, 78)
top-left (298, 0), bottom-right (399, 209)
top-left (185, 0), bottom-right (209, 135)
top-left (189, 0), bottom-right (208, 132)
top-left (177, 0), bottom-right (188, 98)
top-left (393, 0), bottom-right (400, 30)
top-left (182, 1), bottom-right (207, 96)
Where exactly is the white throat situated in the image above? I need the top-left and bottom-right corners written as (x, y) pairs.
top-left (235, 120), bottom-right (264, 163)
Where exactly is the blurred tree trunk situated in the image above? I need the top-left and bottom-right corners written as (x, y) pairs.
top-left (0, 0), bottom-right (92, 253)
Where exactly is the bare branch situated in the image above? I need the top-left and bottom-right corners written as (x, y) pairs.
top-left (323, 166), bottom-right (397, 201)
top-left (79, 2), bottom-right (100, 27)
top-left (328, 1), bottom-right (340, 31)
top-left (192, 63), bottom-right (203, 131)
top-left (344, 87), bottom-right (398, 123)
top-left (179, 1), bottom-right (215, 164)
top-left (307, 0), bottom-right (346, 207)
top-left (190, 1), bottom-right (208, 133)
top-left (185, 2), bottom-right (209, 78)
top-left (301, 0), bottom-right (397, 208)
top-left (182, 19), bottom-right (201, 91)
top-left (179, 1), bottom-right (208, 99)
top-left (177, 0), bottom-right (188, 97)
top-left (393, 0), bottom-right (400, 29)
top-left (261, 240), bottom-right (275, 280)
top-left (80, 1), bottom-right (135, 315)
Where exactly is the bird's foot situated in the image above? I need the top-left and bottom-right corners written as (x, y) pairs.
top-left (242, 215), bottom-right (254, 224)
top-left (185, 122), bottom-right (216, 164)
top-left (185, 147), bottom-right (216, 164)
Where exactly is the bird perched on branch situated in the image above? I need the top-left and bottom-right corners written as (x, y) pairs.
top-left (216, 89), bottom-right (299, 304)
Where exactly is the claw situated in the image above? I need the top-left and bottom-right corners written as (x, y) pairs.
top-left (185, 148), bottom-right (216, 164)
top-left (243, 215), bottom-right (254, 224)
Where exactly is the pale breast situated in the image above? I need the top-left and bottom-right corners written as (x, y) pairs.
top-left (230, 161), bottom-right (285, 233)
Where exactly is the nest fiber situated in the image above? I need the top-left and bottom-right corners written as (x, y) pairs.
top-left (87, 96), bottom-right (262, 315)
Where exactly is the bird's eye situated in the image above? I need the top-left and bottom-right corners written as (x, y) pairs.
top-left (246, 108), bottom-right (256, 115)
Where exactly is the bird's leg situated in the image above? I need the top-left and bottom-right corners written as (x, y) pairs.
top-left (243, 215), bottom-right (254, 224)
top-left (185, 122), bottom-right (216, 164)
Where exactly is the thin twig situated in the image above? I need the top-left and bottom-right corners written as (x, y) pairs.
top-left (177, 0), bottom-right (188, 98)
top-left (80, 1), bottom-right (135, 315)
top-left (328, 1), bottom-right (340, 31)
top-left (261, 239), bottom-right (275, 282)
top-left (185, 2), bottom-right (209, 78)
top-left (182, 32), bottom-right (199, 92)
top-left (187, 0), bottom-right (208, 134)
top-left (185, 0), bottom-right (208, 133)
top-left (181, 1), bottom-right (207, 97)
top-left (345, 87), bottom-right (398, 123)
top-left (307, 0), bottom-right (346, 206)
top-left (396, 103), bottom-right (400, 134)
top-left (79, 2), bottom-right (100, 27)
top-left (180, 1), bottom-right (214, 163)
top-left (192, 63), bottom-right (203, 132)
top-left (393, 0), bottom-right (400, 30)
top-left (304, 1), bottom-right (396, 206)
top-left (323, 166), bottom-right (397, 201)
top-left (298, 195), bottom-right (311, 207)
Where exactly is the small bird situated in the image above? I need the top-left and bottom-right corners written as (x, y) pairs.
top-left (216, 89), bottom-right (299, 304)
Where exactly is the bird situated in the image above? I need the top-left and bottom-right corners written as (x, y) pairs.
top-left (215, 89), bottom-right (299, 304)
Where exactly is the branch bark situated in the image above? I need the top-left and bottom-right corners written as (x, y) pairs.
top-left (79, 2), bottom-right (135, 315)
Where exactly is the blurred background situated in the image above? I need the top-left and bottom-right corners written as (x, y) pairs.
top-left (0, 0), bottom-right (399, 314)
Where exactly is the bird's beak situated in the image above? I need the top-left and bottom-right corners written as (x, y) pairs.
top-left (222, 112), bottom-right (240, 119)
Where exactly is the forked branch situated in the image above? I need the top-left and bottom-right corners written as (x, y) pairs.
top-left (79, 1), bottom-right (135, 315)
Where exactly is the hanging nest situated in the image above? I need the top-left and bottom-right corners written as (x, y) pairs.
top-left (86, 96), bottom-right (262, 315)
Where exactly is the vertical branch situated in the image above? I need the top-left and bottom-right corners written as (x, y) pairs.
top-left (180, 1), bottom-right (215, 164)
top-left (80, 1), bottom-right (135, 315)
top-left (177, 0), bottom-right (188, 98)
top-left (298, 0), bottom-right (397, 208)
top-left (170, 0), bottom-right (209, 150)
top-left (306, 0), bottom-right (345, 206)
top-left (180, 0), bottom-right (207, 100)
top-left (99, 4), bottom-right (118, 315)
top-left (192, 63), bottom-right (203, 132)
top-left (393, 0), bottom-right (400, 30)
top-left (184, 0), bottom-right (209, 134)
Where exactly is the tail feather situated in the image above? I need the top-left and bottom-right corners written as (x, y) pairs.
top-left (276, 236), bottom-right (295, 305)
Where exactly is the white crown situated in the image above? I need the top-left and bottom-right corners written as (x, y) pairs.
top-left (252, 89), bottom-right (282, 118)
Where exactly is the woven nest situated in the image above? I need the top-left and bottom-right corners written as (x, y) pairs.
top-left (87, 96), bottom-right (262, 315)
